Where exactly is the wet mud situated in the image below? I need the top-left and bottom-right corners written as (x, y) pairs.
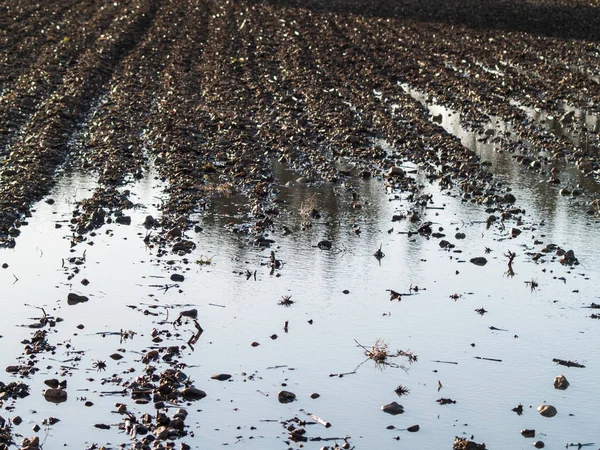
top-left (1, 0), bottom-right (600, 449)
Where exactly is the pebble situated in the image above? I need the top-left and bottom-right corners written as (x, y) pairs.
top-left (278, 390), bottom-right (296, 403)
top-left (537, 404), bottom-right (557, 418)
top-left (553, 374), bottom-right (569, 390)
top-left (381, 401), bottom-right (404, 415)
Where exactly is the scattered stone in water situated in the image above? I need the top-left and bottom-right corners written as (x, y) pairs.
top-left (534, 441), bottom-right (545, 448)
top-left (453, 436), bottom-right (486, 449)
top-left (43, 388), bottom-right (67, 404)
top-left (537, 404), bottom-right (557, 418)
top-left (67, 293), bottom-right (89, 305)
top-left (381, 401), bottom-right (404, 415)
top-left (278, 390), bottom-right (296, 403)
top-left (170, 273), bottom-right (185, 282)
top-left (553, 374), bottom-right (569, 390)
top-left (455, 232), bottom-right (466, 239)
top-left (317, 240), bottom-right (332, 250)
top-left (521, 429), bottom-right (535, 438)
top-left (115, 215), bottom-right (132, 225)
top-left (470, 257), bottom-right (488, 266)
top-left (407, 424), bottom-right (420, 432)
top-left (19, 436), bottom-right (40, 450)
top-left (437, 398), bottom-right (456, 405)
top-left (109, 353), bottom-right (124, 361)
top-left (211, 374), bottom-right (232, 381)
top-left (180, 386), bottom-right (206, 401)
top-left (310, 393), bottom-right (320, 399)
top-left (94, 423), bottom-right (111, 430)
top-left (511, 227), bottom-right (522, 238)
top-left (251, 341), bottom-right (260, 347)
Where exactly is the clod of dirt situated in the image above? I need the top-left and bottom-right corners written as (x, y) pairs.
top-left (278, 390), bottom-right (296, 404)
top-left (470, 257), bottom-right (488, 266)
top-left (180, 386), bottom-right (206, 401)
top-left (211, 374), bottom-right (232, 381)
top-left (19, 436), bottom-right (40, 450)
top-left (453, 437), bottom-right (486, 450)
top-left (553, 374), bottom-right (569, 390)
top-left (317, 240), bottom-right (332, 250)
top-left (43, 388), bottom-right (67, 404)
top-left (537, 404), bottom-right (557, 417)
top-left (381, 401), bottom-right (404, 415)
top-left (67, 293), bottom-right (89, 305)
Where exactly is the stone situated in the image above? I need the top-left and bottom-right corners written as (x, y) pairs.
top-left (211, 374), bottom-right (232, 381)
top-left (43, 388), bottom-right (67, 404)
top-left (381, 401), bottom-right (404, 415)
top-left (278, 390), bottom-right (296, 403)
top-left (170, 273), bottom-right (185, 282)
top-left (537, 404), bottom-right (557, 418)
top-left (180, 386), bottom-right (206, 401)
top-left (317, 240), bottom-right (332, 250)
top-left (115, 215), bottom-right (131, 225)
top-left (67, 293), bottom-right (89, 305)
top-left (553, 374), bottom-right (569, 390)
top-left (470, 257), bottom-right (488, 266)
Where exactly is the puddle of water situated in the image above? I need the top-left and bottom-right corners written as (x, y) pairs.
top-left (2, 150), bottom-right (600, 449)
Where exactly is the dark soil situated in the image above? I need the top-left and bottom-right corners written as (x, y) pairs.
top-left (1, 0), bottom-right (599, 246)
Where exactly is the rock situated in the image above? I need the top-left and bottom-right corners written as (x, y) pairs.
top-left (43, 388), bottom-right (67, 404)
top-left (109, 353), bottom-right (123, 361)
top-left (20, 436), bottom-right (40, 450)
top-left (537, 404), bottom-right (557, 418)
top-left (211, 374), bottom-right (232, 381)
top-left (510, 227), bottom-right (522, 237)
top-left (387, 166), bottom-right (405, 177)
top-left (503, 193), bottom-right (516, 203)
top-left (553, 374), bottom-right (569, 390)
top-left (143, 215), bottom-right (157, 228)
top-left (407, 424), bottom-right (420, 432)
top-left (521, 429), bottom-right (535, 438)
top-left (310, 393), bottom-right (320, 399)
top-left (180, 386), bottom-right (206, 401)
top-left (453, 437), bottom-right (486, 449)
top-left (170, 273), bottom-right (185, 282)
top-left (12, 415), bottom-right (23, 425)
top-left (317, 240), bottom-right (332, 250)
top-left (470, 257), bottom-right (488, 266)
top-left (115, 215), bottom-right (131, 225)
top-left (534, 441), bottom-right (545, 448)
top-left (381, 401), bottom-right (404, 415)
top-left (278, 390), bottom-right (296, 403)
top-left (67, 293), bottom-right (89, 305)
top-left (44, 379), bottom-right (59, 389)
top-left (455, 232), bottom-right (466, 239)
top-left (560, 249), bottom-right (577, 265)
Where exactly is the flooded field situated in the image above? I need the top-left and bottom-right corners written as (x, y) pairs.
top-left (2, 0), bottom-right (600, 449)
top-left (2, 150), bottom-right (600, 449)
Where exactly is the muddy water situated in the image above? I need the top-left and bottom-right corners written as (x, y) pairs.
top-left (2, 147), bottom-right (600, 449)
